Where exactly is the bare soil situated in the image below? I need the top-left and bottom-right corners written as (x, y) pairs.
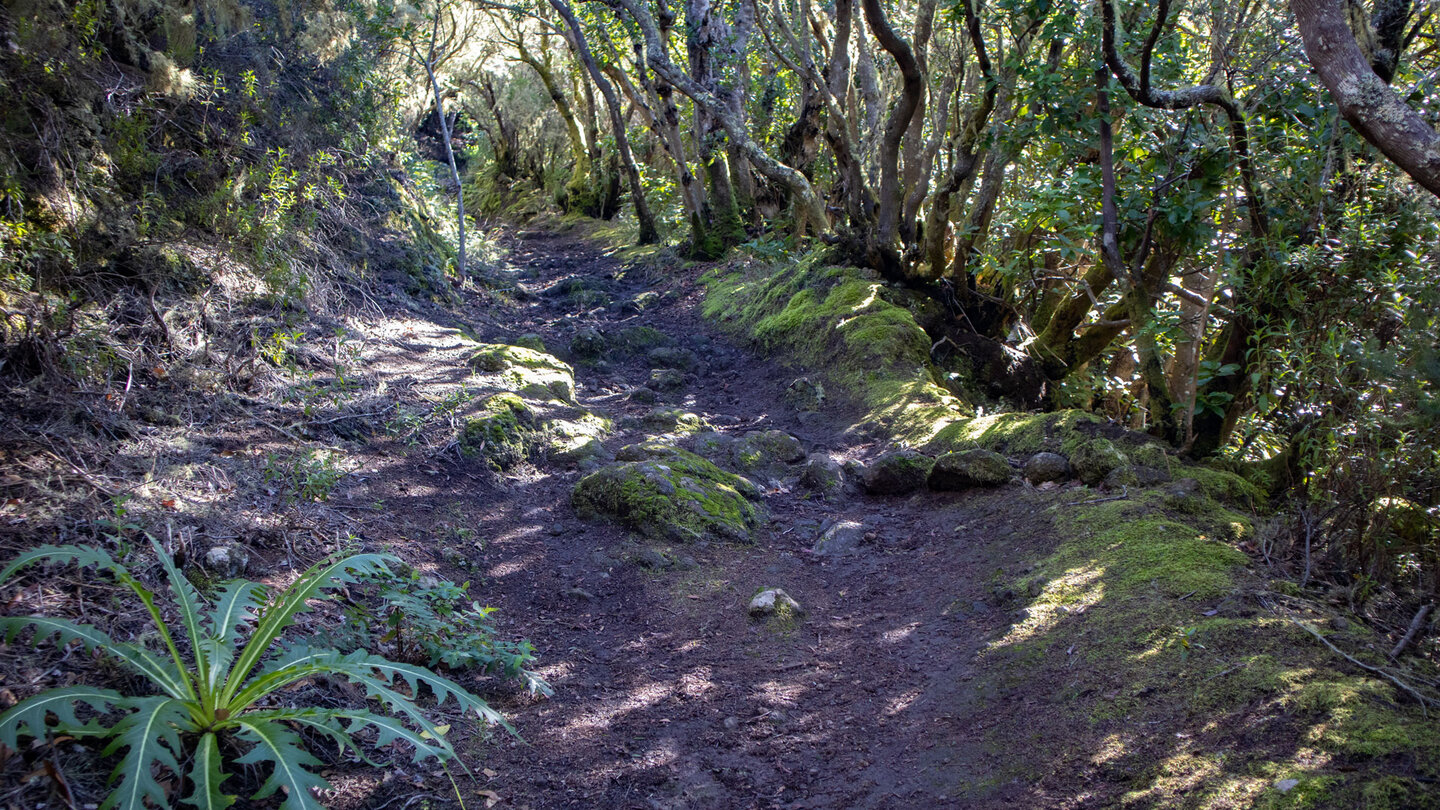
top-left (342, 228), bottom-right (1100, 810)
top-left (3, 227), bottom-right (1389, 810)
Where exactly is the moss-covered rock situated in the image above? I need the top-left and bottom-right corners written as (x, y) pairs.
top-left (616, 439), bottom-right (678, 461)
top-left (570, 327), bottom-right (605, 359)
top-left (468, 343), bottom-right (576, 403)
top-left (1023, 452), bottom-right (1071, 484)
top-left (572, 448), bottom-right (761, 543)
top-left (690, 431), bottom-right (736, 461)
top-left (1071, 438), bottom-right (1128, 485)
top-left (731, 430), bottom-right (805, 473)
top-left (781, 377), bottom-right (826, 411)
top-left (703, 260), bottom-right (968, 443)
top-left (927, 410), bottom-right (1104, 457)
top-left (545, 414), bottom-right (612, 467)
top-left (648, 367), bottom-right (686, 392)
top-left (928, 449), bottom-right (1012, 490)
top-left (514, 333), bottom-right (547, 352)
top-left (641, 407), bottom-right (706, 434)
top-left (1102, 464), bottom-right (1172, 489)
top-left (460, 393), bottom-right (535, 470)
top-left (859, 450), bottom-right (934, 495)
top-left (799, 454), bottom-right (845, 497)
top-left (609, 325), bottom-right (673, 355)
top-left (647, 346), bottom-right (699, 371)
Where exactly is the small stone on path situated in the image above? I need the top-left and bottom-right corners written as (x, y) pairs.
top-left (748, 588), bottom-right (802, 617)
top-left (812, 521), bottom-right (866, 556)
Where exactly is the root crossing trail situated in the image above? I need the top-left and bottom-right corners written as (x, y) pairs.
top-left (362, 230), bottom-right (1057, 809)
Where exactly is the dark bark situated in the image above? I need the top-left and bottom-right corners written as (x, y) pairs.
top-left (860, 0), bottom-right (924, 266)
top-left (550, 0), bottom-right (659, 242)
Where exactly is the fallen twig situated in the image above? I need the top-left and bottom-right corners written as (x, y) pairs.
top-left (1290, 618), bottom-right (1435, 717)
top-left (1065, 486), bottom-right (1130, 506)
top-left (306, 408), bottom-right (393, 426)
top-left (1390, 604), bottom-right (1433, 661)
top-left (254, 417), bottom-right (304, 442)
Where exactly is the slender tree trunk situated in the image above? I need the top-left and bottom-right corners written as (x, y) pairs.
top-left (861, 0), bottom-right (924, 269)
top-left (420, 14), bottom-right (465, 273)
top-left (550, 0), bottom-right (659, 242)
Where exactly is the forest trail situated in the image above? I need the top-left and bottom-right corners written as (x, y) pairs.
top-left (344, 229), bottom-right (1088, 810)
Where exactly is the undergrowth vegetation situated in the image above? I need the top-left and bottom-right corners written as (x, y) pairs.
top-left (0, 540), bottom-right (514, 810)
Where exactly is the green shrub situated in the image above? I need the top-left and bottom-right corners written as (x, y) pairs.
top-left (350, 569), bottom-right (551, 696)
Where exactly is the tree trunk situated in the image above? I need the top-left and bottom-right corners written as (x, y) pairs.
top-left (421, 15), bottom-right (465, 274)
top-left (1291, 0), bottom-right (1440, 197)
top-left (860, 0), bottom-right (924, 269)
top-left (550, 0), bottom-right (659, 242)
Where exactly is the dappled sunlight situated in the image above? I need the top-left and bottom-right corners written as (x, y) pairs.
top-left (486, 553), bottom-right (543, 579)
top-left (880, 622), bottom-right (921, 645)
top-left (882, 688), bottom-right (922, 717)
top-left (559, 680), bottom-right (674, 737)
top-left (988, 565), bottom-right (1105, 650)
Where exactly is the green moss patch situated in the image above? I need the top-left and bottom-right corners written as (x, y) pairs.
top-left (572, 447), bottom-right (762, 543)
top-left (967, 482), bottom-right (1435, 807)
top-left (926, 410), bottom-right (1103, 456)
top-left (460, 393), bottom-right (535, 470)
top-left (702, 259), bottom-right (969, 443)
top-left (468, 343), bottom-right (577, 403)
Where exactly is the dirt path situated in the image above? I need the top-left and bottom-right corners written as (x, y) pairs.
top-left (341, 229), bottom-right (1060, 810)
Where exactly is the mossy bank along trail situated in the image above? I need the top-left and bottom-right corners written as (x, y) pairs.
top-left (373, 223), bottom-right (1434, 810)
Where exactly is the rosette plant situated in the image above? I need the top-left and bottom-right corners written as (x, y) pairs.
top-left (0, 538), bottom-right (511, 809)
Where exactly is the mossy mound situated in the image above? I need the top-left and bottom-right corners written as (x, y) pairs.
top-left (731, 430), bottom-right (805, 473)
top-left (572, 447), bottom-right (762, 543)
top-left (928, 448), bottom-right (1012, 490)
top-left (926, 410), bottom-right (1103, 456)
top-left (702, 259), bottom-right (968, 443)
top-left (460, 394), bottom-right (536, 470)
top-left (1071, 438), bottom-right (1129, 486)
top-left (457, 341), bottom-right (607, 470)
top-left (860, 449), bottom-right (934, 495)
top-left (468, 343), bottom-right (577, 403)
top-left (970, 485), bottom-right (1436, 806)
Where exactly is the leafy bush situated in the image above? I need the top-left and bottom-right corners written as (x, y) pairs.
top-left (262, 448), bottom-right (348, 502)
top-left (0, 539), bottom-right (511, 810)
top-left (348, 569), bottom-right (551, 696)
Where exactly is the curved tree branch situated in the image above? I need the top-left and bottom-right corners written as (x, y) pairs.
top-left (1291, 0), bottom-right (1440, 197)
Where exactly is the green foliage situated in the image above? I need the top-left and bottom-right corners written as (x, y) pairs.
top-left (0, 538), bottom-right (511, 810)
top-left (347, 569), bottom-right (551, 696)
top-left (262, 449), bottom-right (348, 502)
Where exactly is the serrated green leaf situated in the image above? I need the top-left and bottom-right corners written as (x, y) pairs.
top-left (0, 686), bottom-right (128, 749)
top-left (0, 616), bottom-right (188, 698)
top-left (221, 553), bottom-right (395, 704)
top-left (99, 697), bottom-right (188, 810)
top-left (240, 707), bottom-right (379, 766)
top-left (152, 537), bottom-right (210, 690)
top-left (234, 718), bottom-right (329, 810)
top-left (0, 544), bottom-right (122, 584)
top-left (182, 732), bottom-right (235, 810)
top-left (202, 580), bottom-right (267, 693)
